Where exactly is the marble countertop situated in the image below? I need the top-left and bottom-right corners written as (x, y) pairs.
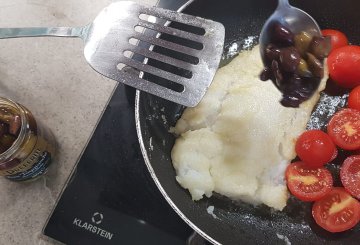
top-left (0, 0), bottom-right (156, 244)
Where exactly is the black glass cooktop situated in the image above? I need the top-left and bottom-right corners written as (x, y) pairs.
top-left (43, 1), bottom-right (195, 244)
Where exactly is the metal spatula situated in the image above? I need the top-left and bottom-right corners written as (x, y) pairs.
top-left (0, 1), bottom-right (225, 107)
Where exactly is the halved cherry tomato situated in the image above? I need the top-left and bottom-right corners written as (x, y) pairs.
top-left (327, 45), bottom-right (360, 88)
top-left (340, 155), bottom-right (360, 199)
top-left (327, 109), bottom-right (360, 150)
top-left (321, 29), bottom-right (348, 52)
top-left (348, 86), bottom-right (360, 111)
top-left (295, 130), bottom-right (336, 167)
top-left (286, 161), bottom-right (333, 202)
top-left (312, 187), bottom-right (360, 233)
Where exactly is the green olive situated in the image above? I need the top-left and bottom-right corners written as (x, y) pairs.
top-left (296, 59), bottom-right (313, 77)
top-left (0, 107), bottom-right (15, 125)
top-left (294, 31), bottom-right (313, 57)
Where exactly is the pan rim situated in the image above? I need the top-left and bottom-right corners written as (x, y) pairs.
top-left (134, 0), bottom-right (219, 244)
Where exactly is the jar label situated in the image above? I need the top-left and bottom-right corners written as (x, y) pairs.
top-left (0, 134), bottom-right (51, 176)
top-left (5, 151), bottom-right (52, 181)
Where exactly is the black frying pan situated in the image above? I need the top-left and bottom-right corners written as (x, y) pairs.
top-left (135, 0), bottom-right (360, 244)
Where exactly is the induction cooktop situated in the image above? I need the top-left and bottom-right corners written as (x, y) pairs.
top-left (43, 1), bottom-right (198, 244)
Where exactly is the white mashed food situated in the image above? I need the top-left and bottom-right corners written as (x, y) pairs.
top-left (171, 45), bottom-right (327, 210)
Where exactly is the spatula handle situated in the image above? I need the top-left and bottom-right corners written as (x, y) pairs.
top-left (0, 26), bottom-right (85, 39)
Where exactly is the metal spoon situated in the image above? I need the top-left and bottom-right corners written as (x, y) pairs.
top-left (259, 0), bottom-right (321, 63)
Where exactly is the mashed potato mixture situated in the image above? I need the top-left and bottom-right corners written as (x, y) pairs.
top-left (171, 46), bottom-right (327, 210)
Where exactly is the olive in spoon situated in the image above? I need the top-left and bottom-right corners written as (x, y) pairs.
top-left (259, 0), bottom-right (321, 62)
top-left (258, 0), bottom-right (326, 108)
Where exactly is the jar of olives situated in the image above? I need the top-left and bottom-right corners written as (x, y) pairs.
top-left (0, 97), bottom-right (56, 181)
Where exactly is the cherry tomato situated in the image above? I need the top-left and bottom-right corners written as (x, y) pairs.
top-left (341, 155), bottom-right (360, 199)
top-left (327, 109), bottom-right (360, 150)
top-left (286, 161), bottom-right (333, 202)
top-left (348, 86), bottom-right (360, 111)
top-left (327, 45), bottom-right (360, 88)
top-left (312, 187), bottom-right (360, 233)
top-left (321, 29), bottom-right (348, 52)
top-left (295, 130), bottom-right (336, 167)
top-left (330, 147), bottom-right (338, 162)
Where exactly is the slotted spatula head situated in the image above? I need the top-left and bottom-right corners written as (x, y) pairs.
top-left (83, 1), bottom-right (225, 107)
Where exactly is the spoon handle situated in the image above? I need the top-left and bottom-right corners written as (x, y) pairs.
top-left (278, 0), bottom-right (290, 8)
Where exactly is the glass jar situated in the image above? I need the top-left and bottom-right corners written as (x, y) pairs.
top-left (0, 97), bottom-right (57, 181)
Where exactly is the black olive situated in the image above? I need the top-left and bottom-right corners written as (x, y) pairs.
top-left (271, 60), bottom-right (283, 87)
top-left (280, 75), bottom-right (318, 107)
top-left (271, 22), bottom-right (294, 46)
top-left (279, 47), bottom-right (301, 73)
top-left (293, 76), bottom-right (317, 99)
top-left (265, 44), bottom-right (281, 61)
top-left (260, 67), bottom-right (272, 81)
top-left (280, 95), bottom-right (301, 108)
top-left (307, 52), bottom-right (324, 78)
top-left (309, 36), bottom-right (331, 59)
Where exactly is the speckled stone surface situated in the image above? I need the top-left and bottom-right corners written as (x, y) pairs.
top-left (0, 0), bottom-right (157, 244)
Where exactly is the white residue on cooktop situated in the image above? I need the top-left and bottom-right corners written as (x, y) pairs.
top-left (243, 35), bottom-right (257, 49)
top-left (276, 233), bottom-right (291, 245)
top-left (224, 35), bottom-right (258, 60)
top-left (227, 42), bottom-right (238, 57)
top-left (161, 114), bottom-right (167, 125)
top-left (206, 206), bottom-right (218, 219)
top-left (149, 137), bottom-right (153, 151)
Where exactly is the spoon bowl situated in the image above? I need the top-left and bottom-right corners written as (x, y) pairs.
top-left (259, 0), bottom-right (321, 63)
